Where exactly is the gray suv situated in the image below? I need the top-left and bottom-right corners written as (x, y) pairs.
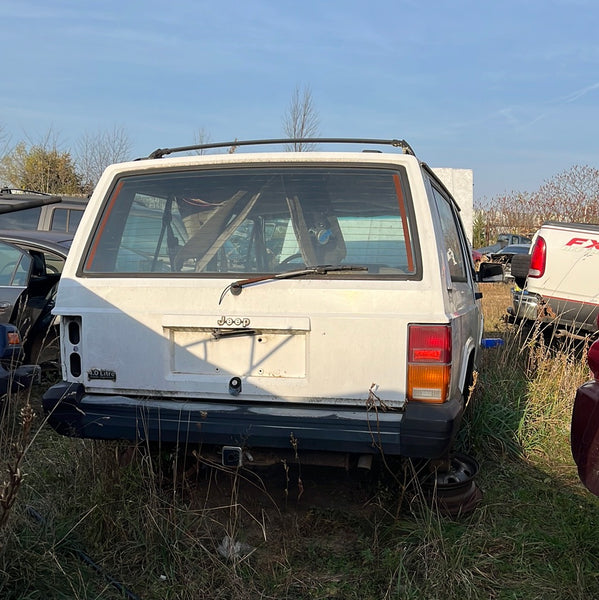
top-left (0, 189), bottom-right (87, 233)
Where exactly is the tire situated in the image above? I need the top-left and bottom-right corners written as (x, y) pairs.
top-left (510, 253), bottom-right (531, 288)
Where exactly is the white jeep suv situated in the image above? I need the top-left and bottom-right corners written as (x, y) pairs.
top-left (43, 138), bottom-right (497, 467)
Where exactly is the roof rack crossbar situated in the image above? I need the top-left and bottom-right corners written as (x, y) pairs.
top-left (0, 187), bottom-right (52, 196)
top-left (144, 137), bottom-right (415, 160)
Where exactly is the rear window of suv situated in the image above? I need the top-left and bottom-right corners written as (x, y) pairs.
top-left (50, 207), bottom-right (84, 232)
top-left (83, 166), bottom-right (420, 278)
top-left (0, 207), bottom-right (42, 230)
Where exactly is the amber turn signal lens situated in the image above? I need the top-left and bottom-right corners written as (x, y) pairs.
top-left (7, 331), bottom-right (21, 346)
top-left (407, 364), bottom-right (450, 403)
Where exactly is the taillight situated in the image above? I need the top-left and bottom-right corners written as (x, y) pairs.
top-left (7, 331), bottom-right (21, 346)
top-left (407, 324), bottom-right (451, 403)
top-left (528, 236), bottom-right (546, 278)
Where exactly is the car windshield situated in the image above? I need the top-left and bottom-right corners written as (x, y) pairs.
top-left (83, 167), bottom-right (419, 278)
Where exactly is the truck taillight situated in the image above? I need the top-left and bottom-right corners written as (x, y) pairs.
top-left (528, 236), bottom-right (547, 278)
top-left (407, 324), bottom-right (451, 403)
top-left (7, 331), bottom-right (21, 346)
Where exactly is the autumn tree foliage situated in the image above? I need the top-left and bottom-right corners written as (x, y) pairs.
top-left (0, 142), bottom-right (83, 195)
top-left (476, 165), bottom-right (599, 246)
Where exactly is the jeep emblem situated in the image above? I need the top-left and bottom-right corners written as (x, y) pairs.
top-left (217, 316), bottom-right (251, 327)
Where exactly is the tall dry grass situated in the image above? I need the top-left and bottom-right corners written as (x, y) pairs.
top-left (1, 282), bottom-right (598, 599)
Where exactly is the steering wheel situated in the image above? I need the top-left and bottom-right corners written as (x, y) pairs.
top-left (280, 253), bottom-right (304, 265)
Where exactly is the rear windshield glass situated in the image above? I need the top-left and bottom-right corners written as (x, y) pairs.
top-left (0, 207), bottom-right (41, 230)
top-left (51, 207), bottom-right (85, 233)
top-left (83, 167), bottom-right (419, 277)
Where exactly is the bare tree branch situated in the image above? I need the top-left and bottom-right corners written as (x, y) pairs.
top-left (0, 124), bottom-right (10, 157)
top-left (193, 127), bottom-right (213, 155)
top-left (76, 126), bottom-right (132, 194)
top-left (283, 85), bottom-right (320, 151)
top-left (0, 125), bottom-right (12, 187)
top-left (476, 164), bottom-right (599, 244)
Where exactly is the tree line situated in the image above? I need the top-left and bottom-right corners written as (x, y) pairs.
top-left (472, 164), bottom-right (599, 248)
top-left (0, 85), bottom-right (320, 197)
top-left (0, 125), bottom-right (132, 197)
top-left (2, 86), bottom-right (598, 243)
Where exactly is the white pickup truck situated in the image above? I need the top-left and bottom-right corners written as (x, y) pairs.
top-left (509, 221), bottom-right (599, 338)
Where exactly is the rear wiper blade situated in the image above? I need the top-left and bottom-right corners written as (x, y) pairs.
top-left (219, 265), bottom-right (368, 303)
top-left (212, 328), bottom-right (257, 340)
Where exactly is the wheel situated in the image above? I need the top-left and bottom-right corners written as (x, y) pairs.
top-left (420, 453), bottom-right (482, 516)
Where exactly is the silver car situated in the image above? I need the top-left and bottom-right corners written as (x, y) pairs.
top-left (0, 230), bottom-right (72, 367)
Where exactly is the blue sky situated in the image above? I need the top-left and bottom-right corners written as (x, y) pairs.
top-left (2, 0), bottom-right (598, 201)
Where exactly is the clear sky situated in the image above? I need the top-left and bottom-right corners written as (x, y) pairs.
top-left (2, 0), bottom-right (598, 202)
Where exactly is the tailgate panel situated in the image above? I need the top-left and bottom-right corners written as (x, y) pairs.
top-left (170, 329), bottom-right (306, 377)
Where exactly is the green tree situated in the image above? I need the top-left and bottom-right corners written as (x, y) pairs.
top-left (472, 209), bottom-right (487, 248)
top-left (0, 142), bottom-right (83, 194)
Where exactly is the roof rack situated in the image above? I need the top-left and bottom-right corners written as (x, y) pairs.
top-left (0, 187), bottom-right (52, 196)
top-left (143, 137), bottom-right (416, 160)
top-left (0, 194), bottom-right (62, 215)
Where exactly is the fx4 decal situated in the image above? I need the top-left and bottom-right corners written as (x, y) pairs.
top-left (565, 238), bottom-right (599, 250)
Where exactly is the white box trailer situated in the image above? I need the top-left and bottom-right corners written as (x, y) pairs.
top-left (432, 168), bottom-right (473, 243)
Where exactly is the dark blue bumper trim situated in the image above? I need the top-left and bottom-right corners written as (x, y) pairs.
top-left (42, 382), bottom-right (463, 459)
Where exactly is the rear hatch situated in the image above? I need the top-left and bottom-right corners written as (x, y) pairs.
top-left (56, 155), bottom-right (445, 409)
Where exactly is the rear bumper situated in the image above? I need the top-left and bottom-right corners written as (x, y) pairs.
top-left (508, 289), bottom-right (540, 322)
top-left (42, 382), bottom-right (464, 459)
top-left (510, 289), bottom-right (599, 335)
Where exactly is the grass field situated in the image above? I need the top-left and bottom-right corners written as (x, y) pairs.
top-left (1, 282), bottom-right (598, 599)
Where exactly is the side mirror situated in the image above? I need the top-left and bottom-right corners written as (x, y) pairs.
top-left (477, 262), bottom-right (504, 283)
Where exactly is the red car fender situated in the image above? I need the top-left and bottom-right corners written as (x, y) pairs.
top-left (571, 339), bottom-right (599, 496)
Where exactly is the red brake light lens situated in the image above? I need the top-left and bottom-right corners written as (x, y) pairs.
top-left (528, 236), bottom-right (546, 278)
top-left (409, 325), bottom-right (451, 363)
